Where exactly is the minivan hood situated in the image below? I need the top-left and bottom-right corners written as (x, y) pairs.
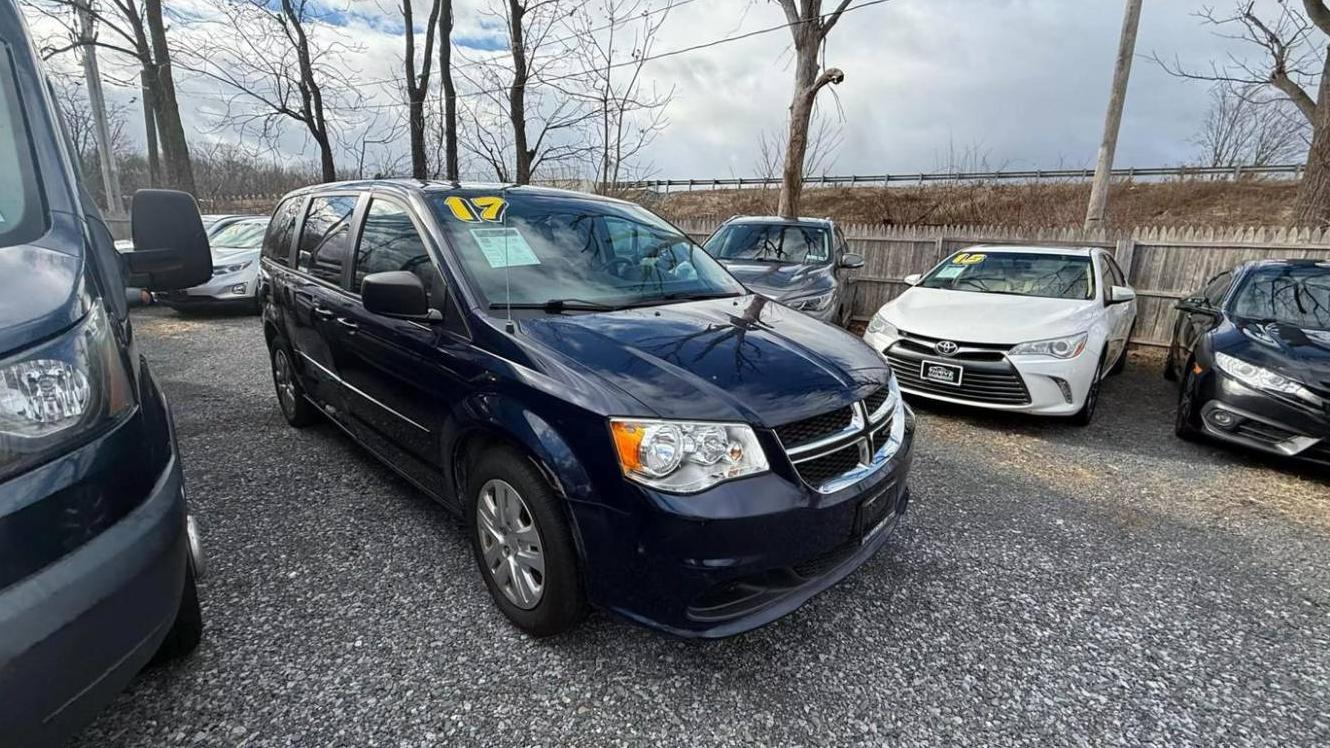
top-left (518, 295), bottom-right (887, 426)
top-left (719, 260), bottom-right (833, 301)
top-left (884, 286), bottom-right (1097, 345)
top-left (1219, 317), bottom-right (1330, 394)
top-left (0, 244), bottom-right (88, 357)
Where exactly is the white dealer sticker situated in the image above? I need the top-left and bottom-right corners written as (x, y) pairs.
top-left (469, 227), bottom-right (541, 269)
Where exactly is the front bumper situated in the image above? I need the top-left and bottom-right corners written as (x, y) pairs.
top-left (1192, 370), bottom-right (1330, 464)
top-left (157, 265), bottom-right (259, 307)
top-left (863, 330), bottom-right (1098, 415)
top-left (570, 405), bottom-right (916, 637)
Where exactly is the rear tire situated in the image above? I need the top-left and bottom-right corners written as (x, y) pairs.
top-left (270, 336), bottom-right (317, 427)
top-left (150, 560), bottom-right (202, 664)
top-left (465, 446), bottom-right (586, 637)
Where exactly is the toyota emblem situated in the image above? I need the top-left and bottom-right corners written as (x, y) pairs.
top-left (934, 340), bottom-right (959, 357)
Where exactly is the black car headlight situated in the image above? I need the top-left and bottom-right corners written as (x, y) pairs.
top-left (1214, 351), bottom-right (1322, 406)
top-left (0, 305), bottom-right (136, 480)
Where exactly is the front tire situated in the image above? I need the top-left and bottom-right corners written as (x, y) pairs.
top-left (1175, 362), bottom-right (1202, 441)
top-left (465, 446), bottom-right (585, 637)
top-left (150, 560), bottom-right (202, 664)
top-left (1069, 353), bottom-right (1105, 427)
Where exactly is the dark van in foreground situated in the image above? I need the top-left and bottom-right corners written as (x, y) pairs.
top-left (1, 4), bottom-right (208, 743)
top-left (1168, 259), bottom-right (1330, 464)
top-left (261, 181), bottom-right (914, 637)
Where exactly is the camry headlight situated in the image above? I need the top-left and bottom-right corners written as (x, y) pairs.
top-left (866, 310), bottom-right (899, 338)
top-left (1214, 352), bottom-right (1320, 404)
top-left (0, 305), bottom-right (136, 480)
top-left (1009, 332), bottom-right (1088, 359)
top-left (786, 290), bottom-right (834, 313)
top-left (213, 260), bottom-right (253, 277)
top-left (609, 418), bottom-right (768, 493)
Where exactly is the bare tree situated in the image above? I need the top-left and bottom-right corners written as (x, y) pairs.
top-left (399, 0), bottom-right (444, 179)
top-left (185, 0), bottom-right (362, 182)
top-left (774, 0), bottom-right (850, 219)
top-left (1193, 82), bottom-right (1310, 168)
top-left (49, 73), bottom-right (133, 205)
top-left (754, 108), bottom-right (843, 182)
top-left (29, 0), bottom-right (193, 191)
top-left (340, 110), bottom-right (410, 179)
top-left (438, 0), bottom-right (459, 180)
top-left (562, 0), bottom-right (675, 193)
top-left (1153, 1), bottom-right (1330, 225)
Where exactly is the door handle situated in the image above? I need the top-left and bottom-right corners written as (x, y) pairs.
top-left (313, 307), bottom-right (335, 319)
top-left (335, 317), bottom-right (359, 331)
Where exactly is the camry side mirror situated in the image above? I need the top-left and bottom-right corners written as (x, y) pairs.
top-left (839, 252), bottom-right (865, 269)
top-left (125, 189), bottom-right (211, 290)
top-left (1108, 286), bottom-right (1136, 305)
top-left (903, 273), bottom-right (922, 286)
top-left (362, 271), bottom-right (441, 321)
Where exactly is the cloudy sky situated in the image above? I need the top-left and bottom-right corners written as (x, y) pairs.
top-left (27, 0), bottom-right (1296, 180)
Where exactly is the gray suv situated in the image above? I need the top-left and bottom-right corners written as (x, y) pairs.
top-left (702, 216), bottom-right (863, 327)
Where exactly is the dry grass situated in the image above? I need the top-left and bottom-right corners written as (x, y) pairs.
top-left (640, 179), bottom-right (1300, 228)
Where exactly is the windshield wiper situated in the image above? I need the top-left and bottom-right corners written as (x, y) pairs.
top-left (626, 291), bottom-right (742, 307)
top-left (490, 298), bottom-right (624, 314)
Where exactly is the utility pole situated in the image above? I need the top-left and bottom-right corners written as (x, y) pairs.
top-left (76, 0), bottom-right (125, 217)
top-left (1084, 0), bottom-right (1142, 230)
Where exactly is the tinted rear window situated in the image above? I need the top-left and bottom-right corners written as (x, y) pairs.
top-left (297, 195), bottom-right (358, 284)
top-left (0, 46), bottom-right (46, 248)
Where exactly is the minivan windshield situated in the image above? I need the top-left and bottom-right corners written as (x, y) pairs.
top-left (431, 192), bottom-right (745, 310)
top-left (918, 251), bottom-right (1094, 301)
top-left (0, 47), bottom-right (45, 248)
top-left (1229, 264), bottom-right (1330, 331)
top-left (704, 223), bottom-right (830, 264)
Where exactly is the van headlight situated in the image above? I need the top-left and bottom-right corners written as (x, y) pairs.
top-left (786, 290), bottom-right (834, 312)
top-left (0, 305), bottom-right (136, 480)
top-left (1214, 352), bottom-right (1320, 403)
top-left (1009, 332), bottom-right (1088, 359)
top-left (609, 418), bottom-right (769, 493)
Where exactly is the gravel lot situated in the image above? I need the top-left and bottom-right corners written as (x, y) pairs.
top-left (75, 308), bottom-right (1330, 747)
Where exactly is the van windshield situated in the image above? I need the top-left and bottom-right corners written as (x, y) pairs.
top-left (431, 192), bottom-right (745, 310)
top-left (0, 47), bottom-right (44, 248)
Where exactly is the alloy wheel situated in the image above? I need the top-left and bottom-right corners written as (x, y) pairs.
top-left (476, 479), bottom-right (546, 610)
top-left (273, 348), bottom-right (297, 418)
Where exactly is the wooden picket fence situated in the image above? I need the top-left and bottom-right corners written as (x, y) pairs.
top-left (673, 217), bottom-right (1330, 348)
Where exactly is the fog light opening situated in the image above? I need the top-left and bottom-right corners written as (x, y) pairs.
top-left (230, 283), bottom-right (248, 295)
top-left (1205, 407), bottom-right (1240, 431)
top-left (1050, 377), bottom-right (1073, 404)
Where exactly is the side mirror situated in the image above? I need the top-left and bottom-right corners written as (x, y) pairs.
top-left (1108, 286), bottom-right (1136, 305)
top-left (362, 271), bottom-right (440, 320)
top-left (903, 273), bottom-right (922, 286)
top-left (125, 189), bottom-right (211, 290)
top-left (1176, 296), bottom-right (1216, 315)
top-left (839, 252), bottom-right (865, 269)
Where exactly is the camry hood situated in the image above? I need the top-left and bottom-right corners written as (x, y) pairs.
top-left (0, 244), bottom-right (88, 357)
top-left (884, 287), bottom-right (1097, 345)
top-left (517, 295), bottom-right (887, 426)
top-left (1224, 317), bottom-right (1330, 394)
top-left (719, 260), bottom-right (834, 301)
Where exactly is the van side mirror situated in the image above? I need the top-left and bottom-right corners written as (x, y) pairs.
top-left (903, 273), bottom-right (922, 286)
top-left (839, 252), bottom-right (865, 269)
top-left (1108, 286), bottom-right (1136, 305)
top-left (362, 271), bottom-right (440, 320)
top-left (125, 189), bottom-right (211, 290)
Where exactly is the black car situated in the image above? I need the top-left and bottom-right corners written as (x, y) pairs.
top-left (0, 2), bottom-right (212, 743)
top-left (702, 216), bottom-right (864, 326)
top-left (260, 181), bottom-right (914, 638)
top-left (1167, 259), bottom-right (1330, 464)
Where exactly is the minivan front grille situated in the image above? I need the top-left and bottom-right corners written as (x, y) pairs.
top-left (774, 405), bottom-right (854, 449)
top-left (793, 441), bottom-right (862, 486)
top-left (774, 383), bottom-right (898, 491)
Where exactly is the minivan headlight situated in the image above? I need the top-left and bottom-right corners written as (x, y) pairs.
top-left (786, 290), bottom-right (834, 313)
top-left (609, 418), bottom-right (768, 493)
top-left (0, 305), bottom-right (135, 480)
top-left (1214, 351), bottom-right (1320, 403)
top-left (1009, 332), bottom-right (1088, 359)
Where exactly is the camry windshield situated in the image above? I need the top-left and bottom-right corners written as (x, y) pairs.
top-left (1230, 265), bottom-right (1330, 330)
top-left (209, 219), bottom-right (267, 249)
top-left (704, 223), bottom-right (829, 264)
top-left (919, 251), bottom-right (1094, 301)
top-left (432, 193), bottom-right (744, 310)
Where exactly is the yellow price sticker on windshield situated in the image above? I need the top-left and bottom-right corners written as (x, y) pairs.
top-left (952, 252), bottom-right (986, 265)
top-left (442, 195), bottom-right (507, 223)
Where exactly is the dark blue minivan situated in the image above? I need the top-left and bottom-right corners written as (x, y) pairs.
top-left (0, 4), bottom-right (210, 743)
top-left (261, 180), bottom-right (915, 637)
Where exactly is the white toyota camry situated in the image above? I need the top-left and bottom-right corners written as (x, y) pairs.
top-left (862, 245), bottom-right (1136, 425)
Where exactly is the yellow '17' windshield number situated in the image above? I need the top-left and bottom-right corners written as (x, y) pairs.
top-left (443, 195), bottom-right (507, 223)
